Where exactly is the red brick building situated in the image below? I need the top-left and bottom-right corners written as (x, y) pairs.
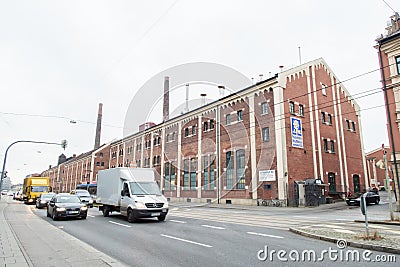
top-left (41, 143), bottom-right (110, 193)
top-left (365, 146), bottom-right (392, 189)
top-left (375, 13), bottom-right (400, 204)
top-left (109, 58), bottom-right (367, 205)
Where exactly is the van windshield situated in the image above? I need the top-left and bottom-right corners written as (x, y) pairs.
top-left (129, 182), bottom-right (161, 195)
top-left (31, 186), bottom-right (48, 192)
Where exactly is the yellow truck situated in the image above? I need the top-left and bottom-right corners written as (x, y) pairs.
top-left (23, 176), bottom-right (51, 204)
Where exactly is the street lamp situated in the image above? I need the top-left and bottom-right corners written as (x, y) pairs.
top-left (0, 140), bottom-right (67, 198)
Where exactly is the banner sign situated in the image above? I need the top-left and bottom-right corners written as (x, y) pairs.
top-left (291, 117), bottom-right (303, 148)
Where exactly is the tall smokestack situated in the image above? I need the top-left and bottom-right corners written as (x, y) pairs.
top-left (163, 76), bottom-right (169, 122)
top-left (94, 103), bottom-right (103, 149)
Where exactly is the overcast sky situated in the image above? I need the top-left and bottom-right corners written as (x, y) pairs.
top-left (0, 0), bottom-right (398, 184)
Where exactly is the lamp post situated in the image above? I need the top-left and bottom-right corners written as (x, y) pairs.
top-left (0, 140), bottom-right (67, 198)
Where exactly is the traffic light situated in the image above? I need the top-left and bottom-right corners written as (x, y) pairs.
top-left (61, 140), bottom-right (67, 150)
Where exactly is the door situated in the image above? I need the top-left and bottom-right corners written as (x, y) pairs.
top-left (328, 173), bottom-right (336, 193)
top-left (120, 182), bottom-right (131, 216)
top-left (353, 175), bottom-right (360, 193)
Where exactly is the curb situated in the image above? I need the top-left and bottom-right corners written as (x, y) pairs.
top-left (354, 220), bottom-right (400, 226)
top-left (289, 227), bottom-right (400, 255)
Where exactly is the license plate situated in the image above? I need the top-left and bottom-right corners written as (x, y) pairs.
top-left (162, 209), bottom-right (167, 212)
top-left (68, 211), bottom-right (79, 215)
top-left (152, 212), bottom-right (160, 217)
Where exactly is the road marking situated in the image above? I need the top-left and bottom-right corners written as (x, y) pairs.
top-left (201, 224), bottom-right (225, 230)
top-left (169, 219), bottom-right (187, 224)
top-left (88, 215), bottom-right (95, 218)
top-left (333, 229), bottom-right (355, 234)
top-left (161, 234), bottom-right (213, 248)
top-left (293, 216), bottom-right (318, 219)
top-left (247, 232), bottom-right (284, 239)
top-left (108, 221), bottom-right (132, 228)
top-left (335, 218), bottom-right (352, 221)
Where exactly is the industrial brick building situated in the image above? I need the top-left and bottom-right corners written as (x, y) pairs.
top-left (42, 58), bottom-right (368, 206)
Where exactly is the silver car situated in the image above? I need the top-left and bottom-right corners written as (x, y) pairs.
top-left (70, 189), bottom-right (94, 208)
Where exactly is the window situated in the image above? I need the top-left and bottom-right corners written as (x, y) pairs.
top-left (203, 157), bottom-right (209, 190)
top-left (226, 114), bottom-right (231, 125)
top-left (157, 137), bottom-right (161, 145)
top-left (190, 158), bottom-right (197, 190)
top-left (321, 112), bottom-right (326, 123)
top-left (323, 139), bottom-right (328, 152)
top-left (172, 132), bottom-right (176, 141)
top-left (210, 120), bottom-right (215, 130)
top-left (192, 125), bottom-right (197, 135)
top-left (237, 110), bottom-right (243, 121)
top-left (184, 159), bottom-right (189, 188)
top-left (96, 162), bottom-right (100, 166)
top-left (346, 120), bottom-right (350, 130)
top-left (184, 128), bottom-right (189, 137)
top-left (328, 172), bottom-right (336, 193)
top-left (101, 162), bottom-right (105, 166)
top-left (321, 84), bottom-right (327, 96)
top-left (236, 150), bottom-right (246, 189)
top-left (99, 153), bottom-right (103, 158)
top-left (204, 121), bottom-right (208, 131)
top-left (166, 134), bottom-right (170, 142)
top-left (330, 140), bottom-right (335, 153)
top-left (203, 155), bottom-right (215, 190)
top-left (262, 127), bottom-right (270, 142)
top-left (396, 56), bottom-right (400, 75)
top-left (328, 114), bottom-right (332, 125)
top-left (164, 162), bottom-right (176, 191)
top-left (299, 104), bottom-right (304, 116)
top-left (261, 102), bottom-right (269, 115)
top-left (226, 150), bottom-right (246, 190)
top-left (351, 121), bottom-right (356, 132)
top-left (289, 101), bottom-right (295, 114)
top-left (226, 152), bottom-right (234, 190)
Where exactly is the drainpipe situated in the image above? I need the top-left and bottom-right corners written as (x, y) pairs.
top-left (378, 41), bottom-right (400, 211)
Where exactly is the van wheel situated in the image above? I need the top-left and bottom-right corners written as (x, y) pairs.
top-left (102, 207), bottom-right (110, 217)
top-left (127, 209), bottom-right (137, 223)
top-left (158, 215), bottom-right (166, 222)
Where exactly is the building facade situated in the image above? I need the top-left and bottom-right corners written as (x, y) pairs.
top-left (375, 13), bottom-right (400, 203)
top-left (41, 58), bottom-right (367, 205)
top-left (108, 58), bottom-right (367, 205)
top-left (365, 146), bottom-right (392, 189)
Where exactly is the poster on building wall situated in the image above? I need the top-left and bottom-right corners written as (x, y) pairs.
top-left (291, 117), bottom-right (303, 148)
top-left (259, 170), bottom-right (276, 181)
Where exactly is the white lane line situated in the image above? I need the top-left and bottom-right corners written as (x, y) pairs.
top-left (335, 218), bottom-right (352, 221)
top-left (160, 234), bottom-right (213, 248)
top-left (108, 221), bottom-right (132, 228)
top-left (201, 224), bottom-right (225, 230)
top-left (293, 216), bottom-right (318, 219)
top-left (88, 215), bottom-right (95, 218)
top-left (247, 232), bottom-right (284, 239)
top-left (169, 219), bottom-right (187, 224)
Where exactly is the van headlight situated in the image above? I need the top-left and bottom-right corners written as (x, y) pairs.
top-left (56, 207), bottom-right (66, 212)
top-left (135, 201), bottom-right (146, 209)
top-left (80, 206), bottom-right (88, 211)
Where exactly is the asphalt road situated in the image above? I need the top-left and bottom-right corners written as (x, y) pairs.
top-left (29, 196), bottom-right (399, 267)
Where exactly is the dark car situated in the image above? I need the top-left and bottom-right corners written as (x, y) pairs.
top-left (346, 192), bottom-right (380, 206)
top-left (46, 194), bottom-right (88, 220)
top-left (35, 193), bottom-right (55, 209)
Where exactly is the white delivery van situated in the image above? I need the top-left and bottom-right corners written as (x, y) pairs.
top-left (97, 167), bottom-right (168, 222)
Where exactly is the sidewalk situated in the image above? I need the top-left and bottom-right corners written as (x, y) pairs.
top-left (0, 197), bottom-right (126, 267)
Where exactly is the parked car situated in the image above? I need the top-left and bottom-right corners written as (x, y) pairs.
top-left (46, 194), bottom-right (88, 220)
top-left (13, 190), bottom-right (23, 201)
top-left (346, 192), bottom-right (380, 206)
top-left (35, 193), bottom-right (55, 209)
top-left (1, 190), bottom-right (8, 195)
top-left (70, 189), bottom-right (93, 208)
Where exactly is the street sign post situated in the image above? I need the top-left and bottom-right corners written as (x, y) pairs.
top-left (360, 192), bottom-right (369, 237)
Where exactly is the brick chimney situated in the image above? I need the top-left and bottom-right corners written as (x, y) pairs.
top-left (94, 103), bottom-right (103, 149)
top-left (163, 76), bottom-right (169, 122)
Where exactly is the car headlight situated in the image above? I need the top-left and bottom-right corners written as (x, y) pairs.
top-left (163, 202), bottom-right (169, 208)
top-left (89, 199), bottom-right (93, 204)
top-left (356, 198), bottom-right (361, 201)
top-left (135, 201), bottom-right (146, 209)
top-left (56, 207), bottom-right (66, 212)
top-left (80, 206), bottom-right (88, 211)
top-left (40, 200), bottom-right (46, 204)
top-left (28, 199), bottom-right (34, 202)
